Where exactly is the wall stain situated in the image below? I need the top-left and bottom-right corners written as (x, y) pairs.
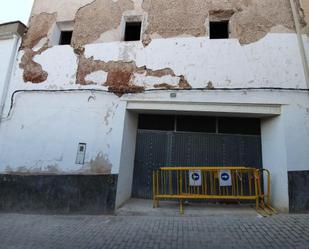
top-left (4, 164), bottom-right (60, 175)
top-left (206, 81), bottom-right (215, 89)
top-left (104, 107), bottom-right (113, 126)
top-left (81, 152), bottom-right (112, 174)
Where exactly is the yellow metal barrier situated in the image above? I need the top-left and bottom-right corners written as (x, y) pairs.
top-left (152, 167), bottom-right (276, 215)
top-left (256, 168), bottom-right (277, 216)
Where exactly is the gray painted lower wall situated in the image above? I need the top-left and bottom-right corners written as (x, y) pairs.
top-left (288, 171), bottom-right (309, 213)
top-left (0, 174), bottom-right (118, 214)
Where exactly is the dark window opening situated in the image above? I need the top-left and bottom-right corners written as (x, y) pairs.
top-left (209, 21), bottom-right (229, 39)
top-left (176, 116), bottom-right (216, 133)
top-left (138, 115), bottom-right (260, 135)
top-left (218, 117), bottom-right (260, 135)
top-left (124, 22), bottom-right (142, 41)
top-left (138, 114), bottom-right (174, 131)
top-left (59, 31), bottom-right (73, 45)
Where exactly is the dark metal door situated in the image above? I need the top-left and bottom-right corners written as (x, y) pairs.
top-left (132, 130), bottom-right (262, 199)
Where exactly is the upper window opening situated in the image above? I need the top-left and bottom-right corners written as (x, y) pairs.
top-left (59, 30), bottom-right (73, 45)
top-left (176, 116), bottom-right (216, 133)
top-left (124, 22), bottom-right (142, 41)
top-left (218, 117), bottom-right (260, 135)
top-left (138, 114), bottom-right (175, 131)
top-left (138, 114), bottom-right (260, 135)
top-left (209, 21), bottom-right (229, 39)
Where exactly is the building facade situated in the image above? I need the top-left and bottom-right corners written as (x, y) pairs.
top-left (0, 0), bottom-right (308, 213)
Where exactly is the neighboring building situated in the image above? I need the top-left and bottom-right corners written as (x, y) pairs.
top-left (0, 0), bottom-right (308, 213)
top-left (0, 21), bottom-right (26, 132)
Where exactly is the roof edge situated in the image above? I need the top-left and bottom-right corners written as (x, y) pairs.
top-left (0, 21), bottom-right (27, 38)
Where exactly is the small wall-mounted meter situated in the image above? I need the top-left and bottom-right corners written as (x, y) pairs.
top-left (76, 143), bottom-right (86, 164)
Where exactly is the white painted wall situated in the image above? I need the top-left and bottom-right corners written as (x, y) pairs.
top-left (282, 95), bottom-right (309, 171)
top-left (8, 33), bottom-right (306, 98)
top-left (261, 116), bottom-right (289, 212)
top-left (116, 111), bottom-right (138, 208)
top-left (1, 33), bottom-right (309, 210)
top-left (0, 91), bottom-right (126, 174)
top-left (0, 86), bottom-right (308, 211)
top-left (85, 34), bottom-right (306, 89)
top-left (4, 33), bottom-right (306, 117)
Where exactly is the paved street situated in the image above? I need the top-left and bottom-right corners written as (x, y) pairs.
top-left (0, 212), bottom-right (309, 249)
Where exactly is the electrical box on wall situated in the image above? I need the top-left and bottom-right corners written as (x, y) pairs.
top-left (76, 143), bottom-right (86, 164)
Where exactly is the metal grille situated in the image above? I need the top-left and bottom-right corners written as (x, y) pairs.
top-left (132, 130), bottom-right (262, 199)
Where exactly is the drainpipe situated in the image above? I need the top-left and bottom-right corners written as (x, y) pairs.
top-left (289, 0), bottom-right (309, 88)
top-left (0, 33), bottom-right (19, 124)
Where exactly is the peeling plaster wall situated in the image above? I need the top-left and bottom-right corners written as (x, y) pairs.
top-left (302, 0), bottom-right (309, 25)
top-left (27, 0), bottom-right (296, 48)
top-left (72, 0), bottom-right (135, 47)
top-left (18, 0), bottom-right (301, 86)
top-left (142, 0), bottom-right (295, 44)
top-left (31, 0), bottom-right (95, 22)
top-left (22, 13), bottom-right (56, 49)
top-left (2, 30), bottom-right (309, 175)
top-left (83, 35), bottom-right (306, 89)
top-left (0, 92), bottom-right (126, 175)
top-left (8, 34), bottom-right (307, 96)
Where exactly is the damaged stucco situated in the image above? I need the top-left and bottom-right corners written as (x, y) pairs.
top-left (302, 0), bottom-right (309, 25)
top-left (27, 0), bottom-right (296, 46)
top-left (31, 0), bottom-right (95, 22)
top-left (20, 12), bottom-right (57, 83)
top-left (72, 0), bottom-right (135, 47)
top-left (298, 0), bottom-right (309, 35)
top-left (19, 48), bottom-right (48, 83)
top-left (75, 48), bottom-right (191, 94)
top-left (229, 0), bottom-right (295, 44)
top-left (18, 0), bottom-right (300, 85)
top-left (22, 12), bottom-right (57, 49)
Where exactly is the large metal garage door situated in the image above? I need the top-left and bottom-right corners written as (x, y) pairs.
top-left (132, 115), bottom-right (263, 199)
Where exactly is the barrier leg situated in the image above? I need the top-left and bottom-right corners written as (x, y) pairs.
top-left (254, 170), bottom-right (259, 210)
top-left (153, 171), bottom-right (156, 208)
top-left (153, 196), bottom-right (159, 208)
top-left (179, 199), bottom-right (184, 214)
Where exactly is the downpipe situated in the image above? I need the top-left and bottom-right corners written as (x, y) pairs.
top-left (289, 0), bottom-right (309, 88)
top-left (0, 34), bottom-right (19, 125)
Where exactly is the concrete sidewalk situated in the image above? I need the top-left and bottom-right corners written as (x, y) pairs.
top-left (0, 210), bottom-right (308, 249)
top-left (116, 198), bottom-right (259, 217)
